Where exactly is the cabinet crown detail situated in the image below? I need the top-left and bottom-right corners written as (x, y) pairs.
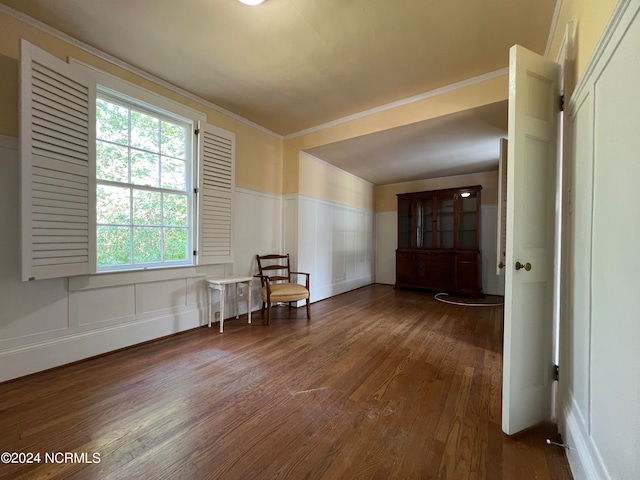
top-left (396, 185), bottom-right (482, 296)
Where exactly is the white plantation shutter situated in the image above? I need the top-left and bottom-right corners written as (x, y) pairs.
top-left (197, 123), bottom-right (235, 264)
top-left (20, 40), bottom-right (95, 281)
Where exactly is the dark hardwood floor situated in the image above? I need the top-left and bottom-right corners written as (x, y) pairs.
top-left (0, 285), bottom-right (571, 479)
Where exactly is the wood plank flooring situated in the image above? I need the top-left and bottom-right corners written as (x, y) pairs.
top-left (0, 285), bottom-right (572, 479)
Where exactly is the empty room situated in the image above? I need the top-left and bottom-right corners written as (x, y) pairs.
top-left (0, 0), bottom-right (638, 479)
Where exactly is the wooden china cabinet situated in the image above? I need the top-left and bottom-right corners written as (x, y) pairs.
top-left (395, 185), bottom-right (482, 296)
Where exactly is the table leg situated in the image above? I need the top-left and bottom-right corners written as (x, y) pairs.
top-left (208, 285), bottom-right (212, 328)
top-left (235, 283), bottom-right (239, 319)
top-left (247, 280), bottom-right (252, 324)
top-left (219, 285), bottom-right (225, 333)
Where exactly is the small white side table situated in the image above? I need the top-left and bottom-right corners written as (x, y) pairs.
top-left (206, 276), bottom-right (253, 333)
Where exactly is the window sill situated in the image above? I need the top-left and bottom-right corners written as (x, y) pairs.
top-left (68, 264), bottom-right (221, 291)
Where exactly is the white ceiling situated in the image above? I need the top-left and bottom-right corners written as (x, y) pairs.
top-left (0, 0), bottom-right (557, 185)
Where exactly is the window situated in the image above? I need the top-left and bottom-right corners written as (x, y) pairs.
top-left (20, 40), bottom-right (235, 281)
top-left (95, 94), bottom-right (192, 271)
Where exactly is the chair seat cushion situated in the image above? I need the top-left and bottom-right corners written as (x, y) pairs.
top-left (261, 282), bottom-right (309, 302)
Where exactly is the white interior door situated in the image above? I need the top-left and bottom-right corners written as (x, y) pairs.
top-left (502, 45), bottom-right (560, 435)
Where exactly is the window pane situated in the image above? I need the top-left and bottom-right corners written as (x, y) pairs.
top-left (97, 226), bottom-right (131, 266)
top-left (95, 94), bottom-right (193, 271)
top-left (133, 227), bottom-right (162, 264)
top-left (163, 193), bottom-right (187, 226)
top-left (164, 228), bottom-right (187, 261)
top-left (133, 190), bottom-right (162, 226)
top-left (161, 121), bottom-right (186, 159)
top-left (97, 185), bottom-right (130, 225)
top-left (131, 110), bottom-right (159, 152)
top-left (96, 99), bottom-right (129, 145)
top-left (161, 156), bottom-right (186, 191)
top-left (131, 150), bottom-right (160, 187)
top-left (97, 141), bottom-right (129, 182)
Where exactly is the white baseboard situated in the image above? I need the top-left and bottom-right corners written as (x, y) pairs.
top-left (562, 392), bottom-right (611, 480)
top-left (0, 308), bottom-right (203, 382)
top-left (312, 276), bottom-right (373, 303)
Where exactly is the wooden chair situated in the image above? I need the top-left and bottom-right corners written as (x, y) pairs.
top-left (255, 254), bottom-right (310, 325)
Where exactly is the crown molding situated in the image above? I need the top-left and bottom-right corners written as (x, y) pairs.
top-left (284, 68), bottom-right (509, 140)
top-left (545, 0), bottom-right (564, 58)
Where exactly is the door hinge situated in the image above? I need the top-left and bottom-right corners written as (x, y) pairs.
top-left (560, 95), bottom-right (565, 112)
top-left (194, 128), bottom-right (200, 136)
top-left (553, 364), bottom-right (559, 381)
top-left (193, 250), bottom-right (198, 256)
top-left (194, 187), bottom-right (199, 194)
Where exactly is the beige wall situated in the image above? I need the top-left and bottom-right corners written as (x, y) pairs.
top-left (0, 54), bottom-right (18, 137)
top-left (374, 171), bottom-right (499, 212)
top-left (547, 0), bottom-right (618, 81)
top-left (299, 153), bottom-right (374, 211)
top-left (0, 11), bottom-right (283, 195)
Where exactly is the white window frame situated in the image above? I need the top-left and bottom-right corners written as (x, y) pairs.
top-left (94, 87), bottom-right (196, 272)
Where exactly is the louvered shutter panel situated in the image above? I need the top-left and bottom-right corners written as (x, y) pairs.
top-left (20, 40), bottom-right (95, 281)
top-left (197, 123), bottom-right (235, 264)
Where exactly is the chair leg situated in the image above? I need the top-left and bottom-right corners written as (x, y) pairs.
top-left (306, 298), bottom-right (311, 320)
top-left (266, 301), bottom-right (271, 325)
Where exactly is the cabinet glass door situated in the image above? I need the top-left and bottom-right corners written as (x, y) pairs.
top-left (458, 192), bottom-right (478, 248)
top-left (398, 198), bottom-right (412, 248)
top-left (416, 199), bottom-right (433, 247)
top-left (437, 196), bottom-right (454, 248)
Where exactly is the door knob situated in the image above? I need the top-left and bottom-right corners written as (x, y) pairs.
top-left (515, 261), bottom-right (532, 271)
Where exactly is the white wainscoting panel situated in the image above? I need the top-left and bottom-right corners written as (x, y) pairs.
top-left (71, 285), bottom-right (136, 327)
top-left (0, 309), bottom-right (202, 383)
top-left (0, 138), bottom-right (70, 347)
top-left (283, 196), bottom-right (298, 264)
top-left (563, 392), bottom-right (609, 480)
top-left (297, 196), bottom-right (318, 280)
top-left (233, 187), bottom-right (282, 315)
top-left (331, 206), bottom-right (346, 283)
top-left (559, 1), bottom-right (640, 479)
top-left (589, 4), bottom-right (640, 478)
top-left (566, 91), bottom-right (594, 427)
top-left (136, 278), bottom-right (188, 314)
top-left (234, 188), bottom-right (282, 275)
top-left (375, 211), bottom-right (397, 285)
top-left (0, 277), bottom-right (69, 348)
top-left (292, 194), bottom-right (374, 303)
